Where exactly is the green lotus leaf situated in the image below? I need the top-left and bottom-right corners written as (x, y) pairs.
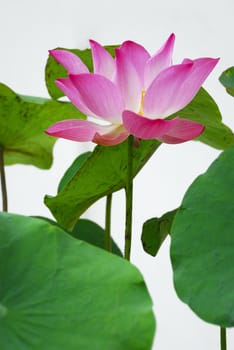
top-left (171, 146), bottom-right (234, 326)
top-left (0, 212), bottom-right (155, 349)
top-left (142, 209), bottom-right (177, 256)
top-left (219, 66), bottom-right (234, 97)
top-left (0, 83), bottom-right (85, 168)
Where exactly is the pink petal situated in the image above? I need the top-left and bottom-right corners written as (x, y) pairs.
top-left (45, 119), bottom-right (103, 142)
top-left (181, 57), bottom-right (219, 97)
top-left (122, 111), bottom-right (204, 143)
top-left (123, 110), bottom-right (176, 138)
top-left (46, 119), bottom-right (128, 146)
top-left (93, 125), bottom-right (129, 146)
top-left (69, 73), bottom-right (124, 123)
top-left (89, 40), bottom-right (115, 80)
top-left (144, 63), bottom-right (194, 118)
top-left (115, 48), bottom-right (142, 111)
top-left (56, 78), bottom-right (93, 116)
top-left (144, 58), bottom-right (219, 118)
top-left (144, 33), bottom-right (175, 89)
top-left (49, 50), bottom-right (89, 74)
top-left (118, 40), bottom-right (150, 85)
top-left (157, 117), bottom-right (205, 144)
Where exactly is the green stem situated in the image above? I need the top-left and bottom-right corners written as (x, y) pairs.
top-left (105, 194), bottom-right (112, 252)
top-left (124, 135), bottom-right (134, 261)
top-left (0, 146), bottom-right (7, 212)
top-left (220, 327), bottom-right (227, 350)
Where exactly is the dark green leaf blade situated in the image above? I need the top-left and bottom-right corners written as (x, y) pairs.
top-left (0, 212), bottom-right (155, 349)
top-left (45, 46), bottom-right (118, 99)
top-left (171, 146), bottom-right (234, 326)
top-left (142, 209), bottom-right (177, 256)
top-left (45, 139), bottom-right (160, 229)
top-left (0, 83), bottom-right (85, 169)
top-left (58, 151), bottom-right (92, 192)
top-left (219, 67), bottom-right (234, 97)
top-left (71, 218), bottom-right (122, 256)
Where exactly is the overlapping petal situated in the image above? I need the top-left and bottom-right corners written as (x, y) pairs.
top-left (45, 119), bottom-right (128, 146)
top-left (45, 119), bottom-right (103, 142)
top-left (181, 57), bottom-right (220, 97)
top-left (122, 111), bottom-right (204, 143)
top-left (118, 40), bottom-right (150, 86)
top-left (144, 33), bottom-right (175, 89)
top-left (70, 73), bottom-right (124, 123)
top-left (144, 63), bottom-right (194, 118)
top-left (93, 125), bottom-right (129, 146)
top-left (144, 58), bottom-right (219, 119)
top-left (49, 50), bottom-right (89, 74)
top-left (115, 48), bottom-right (142, 111)
top-left (56, 78), bottom-right (93, 116)
top-left (157, 117), bottom-right (205, 144)
top-left (90, 40), bottom-right (115, 80)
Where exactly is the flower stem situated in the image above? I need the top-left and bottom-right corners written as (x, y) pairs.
top-left (220, 327), bottom-right (227, 350)
top-left (105, 194), bottom-right (112, 252)
top-left (0, 146), bottom-right (7, 212)
top-left (124, 135), bottom-right (134, 261)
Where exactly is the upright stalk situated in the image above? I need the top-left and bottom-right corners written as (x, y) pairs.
top-left (124, 135), bottom-right (134, 261)
top-left (0, 146), bottom-right (7, 212)
top-left (105, 194), bottom-right (112, 252)
top-left (220, 327), bottom-right (227, 350)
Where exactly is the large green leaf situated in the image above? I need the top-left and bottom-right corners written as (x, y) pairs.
top-left (171, 146), bottom-right (234, 327)
top-left (170, 88), bottom-right (234, 150)
top-left (0, 212), bottom-right (155, 349)
top-left (45, 139), bottom-right (160, 229)
top-left (219, 66), bottom-right (234, 97)
top-left (0, 83), bottom-right (85, 168)
top-left (142, 209), bottom-right (177, 257)
top-left (45, 46), bottom-right (118, 99)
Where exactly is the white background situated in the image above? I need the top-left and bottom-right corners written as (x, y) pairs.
top-left (1, 0), bottom-right (234, 349)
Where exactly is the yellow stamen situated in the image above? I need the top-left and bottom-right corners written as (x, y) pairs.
top-left (138, 89), bottom-right (145, 115)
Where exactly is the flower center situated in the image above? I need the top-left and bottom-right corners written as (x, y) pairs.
top-left (138, 89), bottom-right (145, 115)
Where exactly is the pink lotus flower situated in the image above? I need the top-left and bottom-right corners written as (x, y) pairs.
top-left (46, 34), bottom-right (219, 145)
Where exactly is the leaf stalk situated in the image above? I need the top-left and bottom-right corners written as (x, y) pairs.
top-left (124, 135), bottom-right (134, 261)
top-left (220, 327), bottom-right (227, 350)
top-left (105, 194), bottom-right (112, 252)
top-left (0, 146), bottom-right (8, 212)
